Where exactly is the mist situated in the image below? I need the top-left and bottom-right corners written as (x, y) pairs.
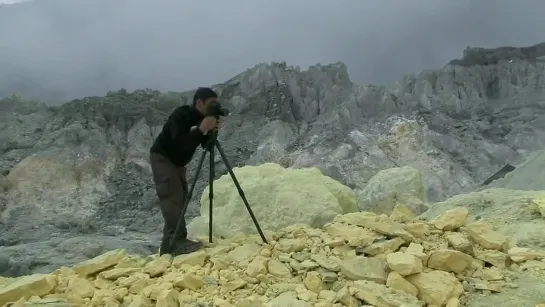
top-left (1, 0), bottom-right (544, 104)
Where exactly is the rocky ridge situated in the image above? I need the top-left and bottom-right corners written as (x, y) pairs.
top-left (4, 203), bottom-right (545, 306)
top-left (1, 42), bottom-right (545, 287)
top-left (448, 42), bottom-right (545, 66)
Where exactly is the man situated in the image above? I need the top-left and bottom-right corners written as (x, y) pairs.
top-left (149, 87), bottom-right (220, 255)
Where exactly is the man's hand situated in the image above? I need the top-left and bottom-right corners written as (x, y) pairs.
top-left (199, 116), bottom-right (217, 134)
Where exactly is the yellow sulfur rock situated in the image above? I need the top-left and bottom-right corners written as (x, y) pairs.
top-left (2, 206), bottom-right (543, 306)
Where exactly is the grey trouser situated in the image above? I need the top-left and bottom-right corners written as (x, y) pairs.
top-left (149, 152), bottom-right (189, 244)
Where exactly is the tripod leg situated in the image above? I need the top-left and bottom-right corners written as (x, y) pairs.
top-left (213, 140), bottom-right (269, 244)
top-left (208, 136), bottom-right (215, 243)
top-left (168, 148), bottom-right (207, 252)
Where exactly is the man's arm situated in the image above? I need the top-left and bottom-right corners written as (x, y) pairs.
top-left (167, 107), bottom-right (203, 154)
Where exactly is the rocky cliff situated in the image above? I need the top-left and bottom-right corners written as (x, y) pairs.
top-left (1, 44), bottom-right (545, 278)
top-left (449, 42), bottom-right (545, 66)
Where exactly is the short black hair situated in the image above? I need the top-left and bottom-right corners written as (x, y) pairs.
top-left (192, 87), bottom-right (218, 107)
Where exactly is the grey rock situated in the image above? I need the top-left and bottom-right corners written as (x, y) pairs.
top-left (102, 225), bottom-right (127, 236)
top-left (56, 237), bottom-right (106, 258)
top-left (484, 149), bottom-right (545, 191)
top-left (357, 166), bottom-right (428, 215)
top-left (0, 252), bottom-right (10, 273)
top-left (0, 233), bottom-right (158, 275)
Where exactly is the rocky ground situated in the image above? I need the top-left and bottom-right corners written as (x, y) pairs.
top-left (4, 202), bottom-right (545, 306)
top-left (1, 43), bottom-right (545, 305)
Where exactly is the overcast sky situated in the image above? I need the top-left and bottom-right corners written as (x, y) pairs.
top-left (0, 0), bottom-right (544, 103)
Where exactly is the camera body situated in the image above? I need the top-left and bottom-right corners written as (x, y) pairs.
top-left (206, 100), bottom-right (230, 118)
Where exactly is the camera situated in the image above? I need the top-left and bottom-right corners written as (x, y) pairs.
top-left (206, 100), bottom-right (230, 118)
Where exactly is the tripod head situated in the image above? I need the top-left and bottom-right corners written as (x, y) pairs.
top-left (203, 100), bottom-right (227, 153)
top-left (203, 100), bottom-right (226, 152)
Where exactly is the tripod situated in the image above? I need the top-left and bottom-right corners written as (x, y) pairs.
top-left (168, 131), bottom-right (268, 252)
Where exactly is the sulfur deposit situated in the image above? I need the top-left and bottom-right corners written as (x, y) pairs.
top-left (187, 163), bottom-right (358, 238)
top-left (2, 204), bottom-right (545, 307)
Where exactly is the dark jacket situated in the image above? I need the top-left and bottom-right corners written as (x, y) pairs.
top-left (150, 105), bottom-right (211, 167)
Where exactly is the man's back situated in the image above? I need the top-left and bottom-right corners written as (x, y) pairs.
top-left (150, 105), bottom-right (209, 167)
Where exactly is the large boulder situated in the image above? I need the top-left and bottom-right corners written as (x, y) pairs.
top-left (186, 163), bottom-right (357, 238)
top-left (357, 166), bottom-right (428, 215)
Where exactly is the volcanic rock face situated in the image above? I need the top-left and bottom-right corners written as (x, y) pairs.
top-left (1, 43), bottom-right (545, 287)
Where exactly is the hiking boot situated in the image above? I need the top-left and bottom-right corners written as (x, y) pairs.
top-left (159, 240), bottom-right (172, 256)
top-left (170, 238), bottom-right (203, 255)
top-left (159, 237), bottom-right (179, 256)
top-left (160, 238), bottom-right (203, 256)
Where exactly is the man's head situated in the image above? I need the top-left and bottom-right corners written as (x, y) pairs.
top-left (192, 87), bottom-right (218, 116)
